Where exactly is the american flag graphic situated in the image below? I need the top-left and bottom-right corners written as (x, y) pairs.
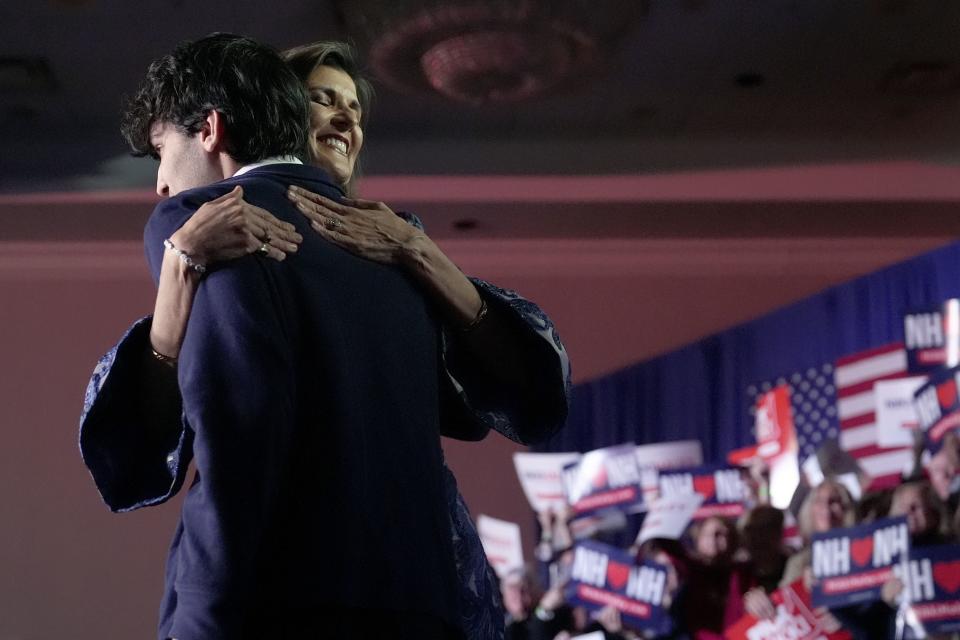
top-left (746, 342), bottom-right (913, 488)
top-left (834, 343), bottom-right (913, 487)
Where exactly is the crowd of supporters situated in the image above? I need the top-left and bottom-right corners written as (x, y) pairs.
top-left (499, 433), bottom-right (960, 640)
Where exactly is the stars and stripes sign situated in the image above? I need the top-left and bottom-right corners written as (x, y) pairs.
top-left (834, 343), bottom-right (913, 487)
top-left (747, 343), bottom-right (913, 489)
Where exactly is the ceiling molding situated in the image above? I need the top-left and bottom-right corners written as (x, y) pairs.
top-left (7, 162), bottom-right (960, 204)
top-left (0, 237), bottom-right (948, 282)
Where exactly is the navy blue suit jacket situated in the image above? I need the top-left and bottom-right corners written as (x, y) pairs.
top-left (144, 164), bottom-right (460, 639)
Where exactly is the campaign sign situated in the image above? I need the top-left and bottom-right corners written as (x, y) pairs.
top-left (875, 376), bottom-right (927, 448)
top-left (904, 300), bottom-right (960, 372)
top-left (513, 451), bottom-right (583, 512)
top-left (727, 385), bottom-right (799, 509)
top-left (476, 515), bottom-right (523, 579)
top-left (902, 544), bottom-right (960, 635)
top-left (565, 540), bottom-right (667, 632)
top-left (562, 444), bottom-right (645, 517)
top-left (810, 516), bottom-right (910, 608)
top-left (635, 440), bottom-right (704, 470)
top-left (724, 579), bottom-right (851, 640)
top-left (635, 440), bottom-right (704, 503)
top-left (914, 365), bottom-right (960, 453)
top-left (656, 464), bottom-right (748, 519)
top-left (569, 510), bottom-right (629, 541)
top-left (636, 493), bottom-right (704, 545)
top-left (729, 385), bottom-right (797, 464)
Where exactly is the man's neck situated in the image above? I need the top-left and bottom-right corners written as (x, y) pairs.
top-left (219, 154), bottom-right (243, 180)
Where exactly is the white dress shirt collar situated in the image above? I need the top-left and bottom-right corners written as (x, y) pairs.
top-left (232, 155), bottom-right (303, 177)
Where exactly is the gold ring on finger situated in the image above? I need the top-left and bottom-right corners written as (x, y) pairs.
top-left (326, 217), bottom-right (343, 231)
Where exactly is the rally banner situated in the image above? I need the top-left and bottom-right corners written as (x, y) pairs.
top-left (724, 579), bottom-right (851, 640)
top-left (476, 515), bottom-right (523, 578)
top-left (636, 493), bottom-right (704, 545)
top-left (904, 300), bottom-right (960, 373)
top-left (513, 451), bottom-right (582, 512)
top-left (656, 463), bottom-right (748, 519)
top-left (565, 540), bottom-right (668, 632)
top-left (562, 444), bottom-right (645, 517)
top-left (810, 516), bottom-right (910, 608)
top-left (875, 376), bottom-right (927, 448)
top-left (902, 544), bottom-right (960, 636)
top-left (914, 365), bottom-right (960, 453)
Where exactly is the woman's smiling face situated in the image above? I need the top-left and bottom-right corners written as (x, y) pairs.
top-left (305, 65), bottom-right (363, 187)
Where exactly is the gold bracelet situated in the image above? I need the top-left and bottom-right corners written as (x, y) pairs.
top-left (150, 347), bottom-right (178, 368)
top-left (459, 297), bottom-right (489, 333)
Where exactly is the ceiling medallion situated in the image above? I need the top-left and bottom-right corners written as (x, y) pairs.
top-left (349, 2), bottom-right (645, 104)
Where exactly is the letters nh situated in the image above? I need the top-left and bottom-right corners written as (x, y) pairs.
top-left (893, 559), bottom-right (936, 602)
top-left (715, 469), bottom-right (744, 502)
top-left (916, 385), bottom-right (943, 427)
top-left (905, 313), bottom-right (944, 350)
top-left (626, 565), bottom-right (665, 605)
top-left (659, 473), bottom-right (693, 496)
top-left (572, 547), bottom-right (608, 587)
top-left (813, 537), bottom-right (850, 577)
top-left (605, 454), bottom-right (639, 488)
top-left (873, 525), bottom-right (909, 566)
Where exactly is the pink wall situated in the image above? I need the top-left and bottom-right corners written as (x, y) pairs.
top-left (0, 226), bottom-right (952, 637)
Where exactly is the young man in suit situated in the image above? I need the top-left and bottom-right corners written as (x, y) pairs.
top-left (99, 33), bottom-right (461, 639)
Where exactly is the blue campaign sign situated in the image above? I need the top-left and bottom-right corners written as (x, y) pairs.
top-left (903, 545), bottom-right (960, 635)
top-left (564, 540), bottom-right (668, 633)
top-left (904, 301), bottom-right (960, 373)
top-left (562, 443), bottom-right (645, 518)
top-left (656, 463), bottom-right (748, 519)
top-left (914, 365), bottom-right (960, 453)
top-left (810, 516), bottom-right (910, 609)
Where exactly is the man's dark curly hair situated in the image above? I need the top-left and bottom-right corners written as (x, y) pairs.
top-left (121, 33), bottom-right (310, 164)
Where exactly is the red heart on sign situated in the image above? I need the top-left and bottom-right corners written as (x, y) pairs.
top-left (693, 474), bottom-right (716, 499)
top-left (607, 561), bottom-right (630, 590)
top-left (933, 561), bottom-right (960, 593)
top-left (938, 381), bottom-right (958, 410)
top-left (850, 536), bottom-right (873, 567)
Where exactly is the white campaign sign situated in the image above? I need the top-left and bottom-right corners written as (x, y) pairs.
top-left (635, 440), bottom-right (704, 470)
top-left (635, 493), bottom-right (704, 545)
top-left (875, 376), bottom-right (927, 447)
top-left (476, 515), bottom-right (524, 578)
top-left (513, 451), bottom-right (582, 512)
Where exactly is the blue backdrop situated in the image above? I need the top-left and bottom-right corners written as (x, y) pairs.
top-left (538, 240), bottom-right (960, 461)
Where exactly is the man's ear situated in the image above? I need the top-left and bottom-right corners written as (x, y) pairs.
top-left (199, 110), bottom-right (227, 153)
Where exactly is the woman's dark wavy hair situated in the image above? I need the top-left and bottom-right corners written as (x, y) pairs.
top-left (121, 33), bottom-right (310, 164)
top-left (282, 41), bottom-right (374, 194)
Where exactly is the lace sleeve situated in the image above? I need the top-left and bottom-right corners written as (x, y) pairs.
top-left (78, 316), bottom-right (192, 512)
top-left (440, 278), bottom-right (571, 445)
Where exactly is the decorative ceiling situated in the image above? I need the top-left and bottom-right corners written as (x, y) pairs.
top-left (1, 0), bottom-right (959, 194)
